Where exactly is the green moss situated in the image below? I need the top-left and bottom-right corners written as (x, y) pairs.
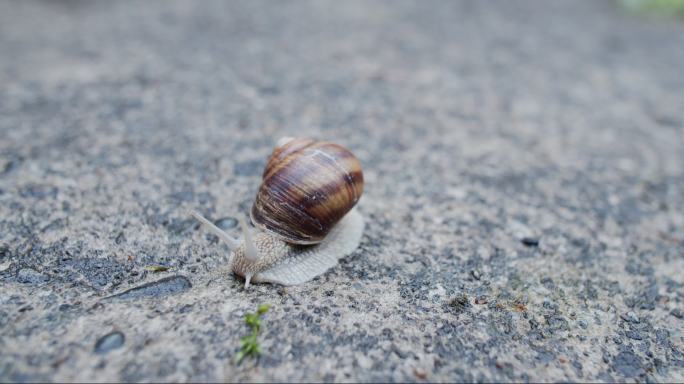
top-left (620, 0), bottom-right (684, 16)
top-left (235, 304), bottom-right (271, 364)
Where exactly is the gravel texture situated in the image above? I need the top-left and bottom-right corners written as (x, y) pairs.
top-left (1, 1), bottom-right (684, 382)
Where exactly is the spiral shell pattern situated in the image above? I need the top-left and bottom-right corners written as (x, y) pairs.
top-left (250, 138), bottom-right (364, 244)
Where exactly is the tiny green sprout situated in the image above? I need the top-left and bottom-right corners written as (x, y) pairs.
top-left (257, 303), bottom-right (271, 315)
top-left (144, 265), bottom-right (169, 272)
top-left (235, 303), bottom-right (271, 364)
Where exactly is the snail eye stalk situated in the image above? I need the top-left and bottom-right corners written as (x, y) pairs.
top-left (239, 217), bottom-right (261, 263)
top-left (189, 210), bottom-right (241, 249)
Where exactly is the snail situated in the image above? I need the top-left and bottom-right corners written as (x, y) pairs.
top-left (190, 137), bottom-right (365, 288)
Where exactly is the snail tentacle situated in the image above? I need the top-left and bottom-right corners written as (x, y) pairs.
top-left (190, 210), bottom-right (240, 249)
top-left (239, 217), bottom-right (260, 263)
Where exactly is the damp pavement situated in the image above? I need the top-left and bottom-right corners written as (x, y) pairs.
top-left (1, 1), bottom-right (684, 382)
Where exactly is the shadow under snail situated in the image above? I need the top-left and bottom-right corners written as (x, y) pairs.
top-left (190, 137), bottom-right (365, 288)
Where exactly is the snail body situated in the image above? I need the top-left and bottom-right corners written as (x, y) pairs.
top-left (191, 137), bottom-right (364, 287)
top-left (232, 208), bottom-right (363, 285)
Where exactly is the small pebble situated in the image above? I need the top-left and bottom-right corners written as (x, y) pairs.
top-left (413, 368), bottom-right (427, 380)
top-left (215, 217), bottom-right (238, 230)
top-left (620, 311), bottom-right (639, 323)
top-left (602, 351), bottom-right (611, 363)
top-left (94, 331), bottom-right (125, 354)
top-left (578, 320), bottom-right (588, 329)
top-left (0, 261), bottom-right (11, 272)
top-left (625, 330), bottom-right (643, 340)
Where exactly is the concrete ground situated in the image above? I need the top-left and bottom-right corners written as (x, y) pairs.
top-left (1, 0), bottom-right (684, 382)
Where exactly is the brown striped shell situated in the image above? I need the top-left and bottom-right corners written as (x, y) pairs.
top-left (250, 138), bottom-right (364, 245)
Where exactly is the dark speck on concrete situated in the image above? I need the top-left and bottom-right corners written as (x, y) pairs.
top-left (602, 351), bottom-right (611, 364)
top-left (521, 237), bottom-right (540, 247)
top-left (1, 156), bottom-right (21, 174)
top-left (670, 309), bottom-right (683, 319)
top-left (447, 294), bottom-right (471, 314)
top-left (94, 331), bottom-right (125, 354)
top-left (540, 277), bottom-right (555, 290)
top-left (620, 311), bottom-right (640, 323)
top-left (0, 244), bottom-right (9, 260)
top-left (18, 305), bottom-right (33, 312)
top-left (612, 351), bottom-right (644, 378)
top-left (114, 232), bottom-right (126, 245)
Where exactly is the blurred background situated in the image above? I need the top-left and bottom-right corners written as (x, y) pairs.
top-left (1, 1), bottom-right (683, 382)
top-left (621, 0), bottom-right (684, 16)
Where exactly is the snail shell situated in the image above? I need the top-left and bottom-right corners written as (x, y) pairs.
top-left (250, 137), bottom-right (364, 244)
top-left (190, 138), bottom-right (365, 287)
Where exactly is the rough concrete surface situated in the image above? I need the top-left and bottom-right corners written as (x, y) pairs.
top-left (1, 1), bottom-right (684, 382)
